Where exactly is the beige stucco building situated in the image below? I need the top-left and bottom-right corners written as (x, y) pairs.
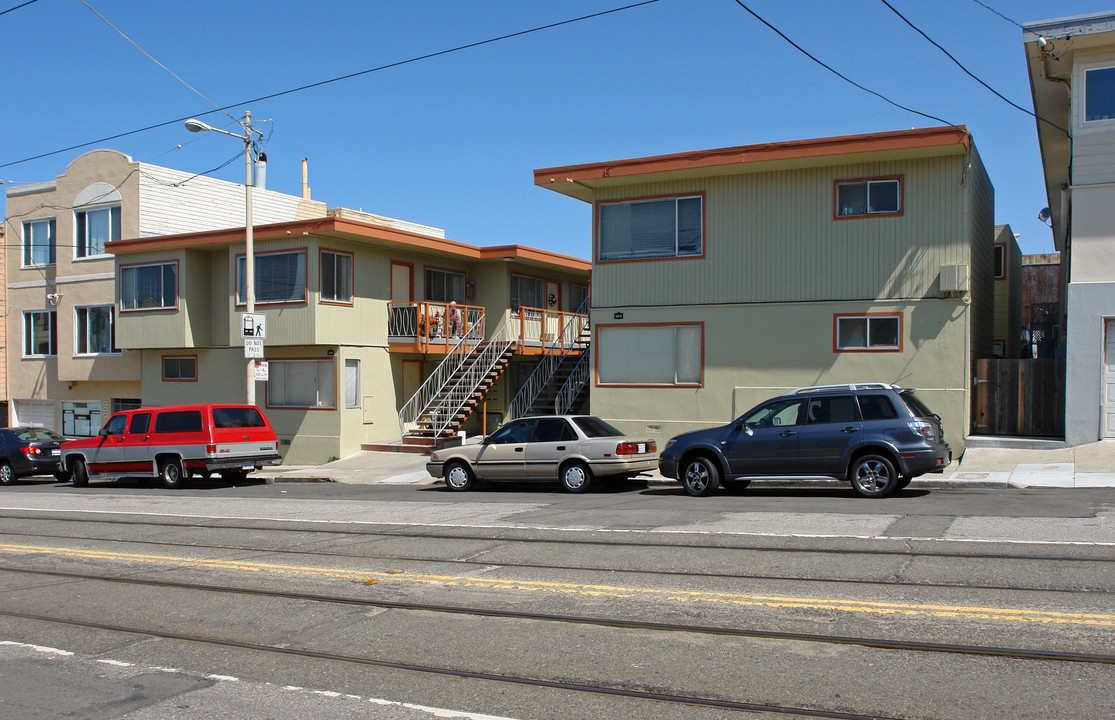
top-left (3, 149), bottom-right (325, 433)
top-left (535, 126), bottom-right (996, 453)
top-left (108, 209), bottom-right (591, 464)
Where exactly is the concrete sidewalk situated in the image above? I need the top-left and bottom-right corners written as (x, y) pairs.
top-left (258, 439), bottom-right (1115, 488)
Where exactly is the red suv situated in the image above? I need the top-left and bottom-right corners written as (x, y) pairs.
top-left (60, 404), bottom-right (281, 489)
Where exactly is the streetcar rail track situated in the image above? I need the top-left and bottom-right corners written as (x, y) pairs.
top-left (1, 528), bottom-right (1111, 595)
top-left (3, 566), bottom-right (1112, 666)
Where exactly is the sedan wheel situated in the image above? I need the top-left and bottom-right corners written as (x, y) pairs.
top-left (560, 461), bottom-right (593, 493)
top-left (445, 461), bottom-right (475, 491)
top-left (0, 461), bottom-right (14, 486)
top-left (850, 454), bottom-right (898, 498)
top-left (681, 456), bottom-right (720, 497)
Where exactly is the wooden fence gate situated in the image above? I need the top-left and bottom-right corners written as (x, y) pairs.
top-left (972, 359), bottom-right (1064, 437)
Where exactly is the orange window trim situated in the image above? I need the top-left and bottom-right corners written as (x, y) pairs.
top-left (593, 321), bottom-right (705, 388)
top-left (264, 356), bottom-right (338, 411)
top-left (594, 192), bottom-right (707, 265)
top-left (832, 313), bottom-right (904, 353)
top-left (234, 247), bottom-right (309, 308)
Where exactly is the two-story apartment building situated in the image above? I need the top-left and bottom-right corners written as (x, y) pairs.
top-left (535, 126), bottom-right (996, 453)
top-left (1024, 12), bottom-right (1115, 441)
top-left (107, 208), bottom-right (591, 463)
top-left (4, 149), bottom-right (325, 433)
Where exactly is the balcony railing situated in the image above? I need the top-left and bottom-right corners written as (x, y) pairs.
top-left (389, 303), bottom-right (586, 351)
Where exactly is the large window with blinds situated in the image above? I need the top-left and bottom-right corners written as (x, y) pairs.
top-left (267, 359), bottom-right (336, 409)
top-left (237, 250), bottom-right (307, 305)
top-left (596, 323), bottom-right (702, 386)
top-left (424, 267), bottom-right (464, 303)
top-left (597, 195), bottom-right (703, 261)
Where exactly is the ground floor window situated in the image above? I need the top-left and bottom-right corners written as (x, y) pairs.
top-left (162, 355), bottom-right (197, 381)
top-left (112, 398), bottom-right (142, 413)
top-left (62, 401), bottom-right (103, 437)
top-left (345, 359), bottom-right (360, 408)
top-left (268, 359), bottom-right (336, 409)
top-left (834, 314), bottom-right (902, 352)
top-left (596, 323), bottom-right (702, 386)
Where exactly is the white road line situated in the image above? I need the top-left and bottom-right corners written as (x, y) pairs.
top-left (0, 640), bottom-right (74, 656)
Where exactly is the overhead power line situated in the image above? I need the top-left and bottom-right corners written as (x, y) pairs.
top-left (0, 0), bottom-right (661, 170)
top-left (969, 0), bottom-right (1022, 29)
top-left (728, 0), bottom-right (957, 128)
top-left (0, 0), bottom-right (41, 17)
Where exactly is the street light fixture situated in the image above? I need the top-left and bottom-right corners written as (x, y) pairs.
top-left (185, 112), bottom-right (260, 405)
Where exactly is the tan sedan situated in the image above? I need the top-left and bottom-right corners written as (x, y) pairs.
top-left (426, 415), bottom-right (658, 492)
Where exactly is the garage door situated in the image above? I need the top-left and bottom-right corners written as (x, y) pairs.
top-left (1106, 320), bottom-right (1115, 438)
top-left (14, 400), bottom-right (55, 428)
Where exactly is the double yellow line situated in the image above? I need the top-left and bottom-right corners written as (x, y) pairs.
top-left (4, 543), bottom-right (1113, 627)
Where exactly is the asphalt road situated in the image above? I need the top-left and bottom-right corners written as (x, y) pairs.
top-left (0, 480), bottom-right (1112, 719)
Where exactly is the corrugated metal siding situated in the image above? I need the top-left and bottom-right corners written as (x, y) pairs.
top-left (137, 165), bottom-right (324, 238)
top-left (591, 156), bottom-right (970, 308)
top-left (115, 250), bottom-right (191, 349)
top-left (315, 239), bottom-right (387, 347)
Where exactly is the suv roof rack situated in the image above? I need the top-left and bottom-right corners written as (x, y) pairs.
top-left (782, 383), bottom-right (900, 396)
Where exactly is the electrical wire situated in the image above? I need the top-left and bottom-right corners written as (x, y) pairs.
top-left (0, 0), bottom-right (40, 17)
top-left (969, 0), bottom-right (1022, 29)
top-left (0, 0), bottom-right (661, 170)
top-left (728, 0), bottom-right (957, 128)
top-left (878, 0), bottom-right (1066, 135)
top-left (78, 0), bottom-right (237, 124)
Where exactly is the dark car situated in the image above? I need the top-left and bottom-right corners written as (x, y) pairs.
top-left (0, 426), bottom-right (68, 485)
top-left (658, 383), bottom-right (952, 498)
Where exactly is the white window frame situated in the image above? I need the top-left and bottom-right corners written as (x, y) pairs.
top-left (23, 310), bottom-right (57, 357)
top-left (344, 359), bottom-right (360, 408)
top-left (267, 359), bottom-right (336, 409)
top-left (597, 195), bottom-right (703, 262)
top-left (320, 249), bottom-right (354, 304)
top-left (22, 218), bottom-right (56, 267)
top-left (120, 261), bottom-right (178, 311)
top-left (74, 204), bottom-right (120, 258)
top-left (1083, 64), bottom-right (1115, 126)
top-left (596, 323), bottom-right (702, 386)
top-left (835, 314), bottom-right (902, 352)
top-left (237, 250), bottom-right (307, 305)
top-left (74, 305), bottom-right (119, 356)
top-left (835, 178), bottom-right (902, 217)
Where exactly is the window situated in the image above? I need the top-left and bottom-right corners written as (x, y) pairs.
top-left (992, 340), bottom-right (1005, 358)
top-left (511, 274), bottom-right (545, 314)
top-left (570, 283), bottom-right (590, 313)
top-left (743, 399), bottom-right (803, 429)
top-left (154, 410), bottom-right (203, 433)
top-left (121, 262), bottom-right (177, 310)
top-left (267, 359), bottom-right (336, 408)
top-left (597, 324), bottom-right (702, 386)
top-left (835, 314), bottom-right (902, 351)
top-left (22, 218), bottom-right (56, 267)
top-left (112, 398), bottom-right (142, 413)
top-left (162, 356), bottom-right (197, 381)
top-left (75, 205), bottom-right (120, 257)
top-left (488, 419), bottom-right (536, 444)
top-left (212, 407), bottom-right (266, 428)
top-left (62, 402), bottom-right (103, 437)
top-left (75, 306), bottom-right (118, 355)
top-left (237, 251), bottom-right (307, 304)
top-left (835, 178), bottom-right (901, 217)
top-left (129, 413), bottom-right (151, 434)
top-left (857, 394), bottom-right (899, 421)
top-left (805, 396), bottom-right (860, 424)
top-left (598, 195), bottom-right (702, 261)
top-left (345, 359), bottom-right (360, 408)
top-left (532, 417), bottom-right (577, 443)
top-left (425, 268), bottom-right (464, 303)
top-left (994, 244), bottom-right (1005, 279)
top-left (23, 310), bottom-right (57, 356)
top-left (320, 250), bottom-right (353, 304)
top-left (1085, 66), bottom-right (1115, 122)
top-left (102, 414), bottom-right (127, 436)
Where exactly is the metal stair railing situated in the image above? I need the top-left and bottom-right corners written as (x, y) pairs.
top-left (506, 297), bottom-right (590, 422)
top-left (428, 318), bottom-right (520, 439)
top-left (555, 350), bottom-right (591, 415)
top-left (398, 313), bottom-right (486, 433)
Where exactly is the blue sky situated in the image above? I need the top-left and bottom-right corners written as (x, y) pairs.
top-left (2, 0), bottom-right (1111, 258)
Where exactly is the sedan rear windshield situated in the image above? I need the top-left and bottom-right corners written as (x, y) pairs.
top-left (572, 416), bottom-right (624, 438)
top-left (899, 390), bottom-right (938, 419)
top-left (213, 407), bottom-right (266, 429)
top-left (15, 428), bottom-right (64, 442)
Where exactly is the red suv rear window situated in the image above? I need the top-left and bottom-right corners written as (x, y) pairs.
top-left (212, 407), bottom-right (266, 429)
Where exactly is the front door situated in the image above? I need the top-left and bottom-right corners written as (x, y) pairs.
top-left (725, 399), bottom-right (803, 476)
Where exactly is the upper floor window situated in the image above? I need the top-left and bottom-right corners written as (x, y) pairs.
top-left (598, 195), bottom-right (703, 261)
top-left (994, 244), bottom-right (1005, 279)
top-left (835, 177), bottom-right (901, 218)
top-left (834, 313), bottom-right (902, 352)
top-left (570, 283), bottom-right (590, 313)
top-left (22, 218), bottom-right (56, 267)
top-left (75, 205), bottom-right (121, 257)
top-left (237, 250), bottom-right (307, 305)
top-left (23, 310), bottom-right (57, 357)
top-left (425, 267), bottom-right (464, 303)
top-left (320, 249), bottom-right (353, 304)
top-left (75, 305), bottom-right (118, 355)
top-left (121, 261), bottom-right (178, 310)
top-left (1085, 66), bottom-right (1115, 123)
top-left (511, 274), bottom-right (545, 314)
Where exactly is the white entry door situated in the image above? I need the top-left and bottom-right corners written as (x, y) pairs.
top-left (1106, 320), bottom-right (1115, 437)
top-left (14, 400), bottom-right (55, 428)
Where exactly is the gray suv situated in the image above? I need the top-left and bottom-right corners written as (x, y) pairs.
top-left (658, 384), bottom-right (951, 498)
